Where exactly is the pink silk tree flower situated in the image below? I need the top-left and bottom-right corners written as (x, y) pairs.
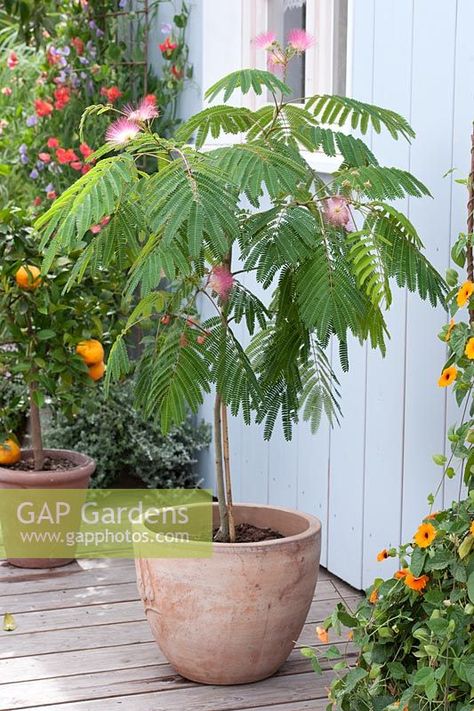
top-left (254, 31), bottom-right (277, 50)
top-left (208, 265), bottom-right (235, 300)
top-left (267, 51), bottom-right (286, 76)
top-left (105, 118), bottom-right (141, 144)
top-left (287, 28), bottom-right (315, 52)
top-left (123, 97), bottom-right (159, 122)
top-left (324, 196), bottom-right (353, 229)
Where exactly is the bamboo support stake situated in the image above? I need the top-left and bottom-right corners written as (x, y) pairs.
top-left (214, 393), bottom-right (229, 541)
top-left (221, 402), bottom-right (236, 543)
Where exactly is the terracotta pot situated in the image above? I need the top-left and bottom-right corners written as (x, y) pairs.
top-left (0, 448), bottom-right (95, 569)
top-left (136, 503), bottom-right (321, 685)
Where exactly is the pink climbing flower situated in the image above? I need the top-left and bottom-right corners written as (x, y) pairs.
top-left (123, 97), bottom-right (159, 122)
top-left (254, 31), bottom-right (277, 50)
top-left (324, 196), bottom-right (353, 230)
top-left (90, 216), bottom-right (111, 234)
top-left (287, 28), bottom-right (314, 52)
top-left (7, 51), bottom-right (18, 70)
top-left (105, 117), bottom-right (141, 144)
top-left (208, 265), bottom-right (235, 300)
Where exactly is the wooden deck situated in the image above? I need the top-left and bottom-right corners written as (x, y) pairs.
top-left (0, 558), bottom-right (363, 711)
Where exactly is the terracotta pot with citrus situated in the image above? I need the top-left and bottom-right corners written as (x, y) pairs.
top-left (0, 208), bottom-right (120, 568)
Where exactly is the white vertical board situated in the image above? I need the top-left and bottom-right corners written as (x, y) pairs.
top-left (444, 0), bottom-right (474, 507)
top-left (361, 0), bottom-right (414, 587)
top-left (325, 0), bottom-right (375, 588)
top-left (401, 0), bottom-right (458, 541)
top-left (187, 0), bottom-right (474, 589)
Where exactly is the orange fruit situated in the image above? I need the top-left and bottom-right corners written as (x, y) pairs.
top-left (88, 361), bottom-right (105, 381)
top-left (76, 339), bottom-right (104, 365)
top-left (0, 439), bottom-right (21, 466)
top-left (15, 265), bottom-right (42, 290)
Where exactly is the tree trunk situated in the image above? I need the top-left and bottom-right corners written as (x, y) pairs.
top-left (28, 382), bottom-right (44, 471)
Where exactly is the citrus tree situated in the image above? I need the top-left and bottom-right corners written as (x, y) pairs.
top-left (0, 203), bottom-right (128, 469)
top-left (35, 34), bottom-right (445, 539)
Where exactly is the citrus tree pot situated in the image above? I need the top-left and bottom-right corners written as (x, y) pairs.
top-left (0, 448), bottom-right (95, 569)
top-left (136, 503), bottom-right (321, 685)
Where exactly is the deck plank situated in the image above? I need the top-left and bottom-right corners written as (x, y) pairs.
top-left (14, 671), bottom-right (335, 711)
top-left (0, 560), bottom-right (360, 710)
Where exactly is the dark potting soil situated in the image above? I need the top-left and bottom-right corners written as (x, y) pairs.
top-left (8, 457), bottom-right (77, 472)
top-left (213, 522), bottom-right (284, 543)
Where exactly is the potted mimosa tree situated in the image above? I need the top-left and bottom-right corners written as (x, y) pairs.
top-left (36, 34), bottom-right (445, 681)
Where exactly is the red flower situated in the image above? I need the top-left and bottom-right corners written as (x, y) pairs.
top-left (34, 99), bottom-right (54, 117)
top-left (7, 52), bottom-right (18, 70)
top-left (46, 48), bottom-right (60, 66)
top-left (171, 65), bottom-right (183, 80)
top-left (71, 37), bottom-right (84, 55)
top-left (56, 147), bottom-right (78, 164)
top-left (38, 152), bottom-right (51, 163)
top-left (54, 86), bottom-right (71, 110)
top-left (46, 190), bottom-right (57, 200)
top-left (47, 137), bottom-right (60, 148)
top-left (100, 215), bottom-right (111, 227)
top-left (33, 196), bottom-right (42, 206)
top-left (143, 94), bottom-right (157, 105)
top-left (101, 86), bottom-right (122, 103)
top-left (70, 161), bottom-right (83, 171)
top-left (79, 143), bottom-right (92, 158)
top-left (159, 36), bottom-right (178, 57)
top-left (81, 164), bottom-right (91, 174)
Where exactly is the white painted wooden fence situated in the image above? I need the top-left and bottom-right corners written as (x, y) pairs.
top-left (151, 0), bottom-right (474, 588)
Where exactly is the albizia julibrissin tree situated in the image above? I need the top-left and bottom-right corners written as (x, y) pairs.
top-left (35, 33), bottom-right (445, 541)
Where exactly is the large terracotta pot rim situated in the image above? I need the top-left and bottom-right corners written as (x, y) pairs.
top-left (144, 501), bottom-right (321, 551)
top-left (0, 448), bottom-right (95, 486)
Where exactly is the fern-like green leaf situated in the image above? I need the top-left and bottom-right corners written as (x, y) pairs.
top-left (305, 94), bottom-right (415, 141)
top-left (205, 69), bottom-right (291, 103)
top-left (175, 105), bottom-right (257, 148)
top-left (333, 165), bottom-right (431, 200)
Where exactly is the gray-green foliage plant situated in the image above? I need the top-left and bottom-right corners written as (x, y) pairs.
top-left (45, 379), bottom-right (211, 489)
top-left (35, 40), bottom-right (445, 540)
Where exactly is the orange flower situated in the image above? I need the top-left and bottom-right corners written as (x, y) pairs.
top-left (424, 512), bottom-right (438, 520)
top-left (377, 548), bottom-right (389, 562)
top-left (413, 522), bottom-right (437, 548)
top-left (394, 568), bottom-right (408, 579)
top-left (347, 631), bottom-right (353, 641)
top-left (369, 588), bottom-right (379, 604)
top-left (438, 366), bottom-right (457, 387)
top-left (457, 280), bottom-right (474, 307)
top-left (405, 572), bottom-right (429, 592)
top-left (470, 520), bottom-right (474, 536)
top-left (445, 318), bottom-right (455, 341)
top-left (316, 626), bottom-right (329, 643)
top-left (465, 338), bottom-right (474, 360)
